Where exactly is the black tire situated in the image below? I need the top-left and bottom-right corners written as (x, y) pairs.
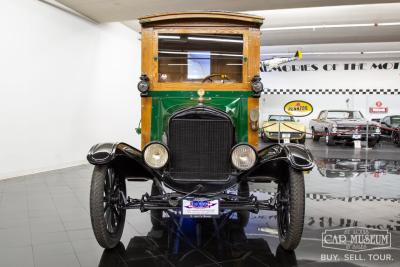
top-left (150, 182), bottom-right (163, 228)
top-left (325, 129), bottom-right (335, 146)
top-left (311, 128), bottom-right (320, 142)
top-left (261, 132), bottom-right (270, 143)
top-left (368, 139), bottom-right (377, 148)
top-left (237, 182), bottom-right (250, 227)
top-left (277, 168), bottom-right (305, 250)
top-left (90, 165), bottom-right (126, 249)
top-left (392, 132), bottom-right (400, 146)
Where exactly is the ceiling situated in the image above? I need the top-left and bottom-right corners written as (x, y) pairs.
top-left (54, 0), bottom-right (400, 22)
top-left (50, 0), bottom-right (400, 57)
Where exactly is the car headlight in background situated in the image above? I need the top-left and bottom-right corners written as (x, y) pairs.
top-left (231, 144), bottom-right (257, 171)
top-left (332, 126), bottom-right (337, 133)
top-left (375, 127), bottom-right (381, 134)
top-left (143, 142), bottom-right (169, 169)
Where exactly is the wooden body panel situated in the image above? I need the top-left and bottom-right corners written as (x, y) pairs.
top-left (139, 12), bottom-right (263, 149)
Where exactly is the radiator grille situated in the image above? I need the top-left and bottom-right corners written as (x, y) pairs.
top-left (168, 110), bottom-right (234, 181)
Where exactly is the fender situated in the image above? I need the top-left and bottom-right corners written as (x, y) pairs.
top-left (87, 142), bottom-right (157, 180)
top-left (244, 143), bottom-right (314, 182)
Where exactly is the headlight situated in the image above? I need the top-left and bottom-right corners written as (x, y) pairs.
top-left (375, 127), bottom-right (381, 134)
top-left (332, 127), bottom-right (337, 133)
top-left (231, 144), bottom-right (257, 171)
top-left (143, 142), bottom-right (169, 169)
top-left (137, 74), bottom-right (150, 95)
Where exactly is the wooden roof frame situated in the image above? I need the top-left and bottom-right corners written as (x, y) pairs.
top-left (139, 11), bottom-right (264, 28)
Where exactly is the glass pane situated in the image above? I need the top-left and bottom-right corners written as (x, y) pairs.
top-left (158, 33), bottom-right (243, 83)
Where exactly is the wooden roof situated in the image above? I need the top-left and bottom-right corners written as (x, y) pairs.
top-left (139, 11), bottom-right (264, 27)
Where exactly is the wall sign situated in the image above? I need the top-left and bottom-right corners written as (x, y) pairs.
top-left (369, 101), bottom-right (388, 113)
top-left (284, 100), bottom-right (313, 117)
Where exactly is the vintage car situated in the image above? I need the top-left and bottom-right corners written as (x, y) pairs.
top-left (86, 11), bottom-right (314, 251)
top-left (380, 115), bottom-right (400, 136)
top-left (309, 110), bottom-right (381, 146)
top-left (379, 115), bottom-right (400, 145)
top-left (261, 115), bottom-right (306, 144)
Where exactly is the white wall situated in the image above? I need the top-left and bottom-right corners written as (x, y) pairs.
top-left (0, 0), bottom-right (141, 179)
top-left (260, 59), bottom-right (400, 128)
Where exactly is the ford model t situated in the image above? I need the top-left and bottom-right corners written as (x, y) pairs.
top-left (87, 11), bottom-right (314, 251)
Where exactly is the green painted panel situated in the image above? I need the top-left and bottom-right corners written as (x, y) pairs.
top-left (148, 91), bottom-right (253, 143)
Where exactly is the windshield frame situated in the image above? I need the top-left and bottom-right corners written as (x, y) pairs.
top-left (152, 28), bottom-right (251, 91)
top-left (326, 111), bottom-right (365, 119)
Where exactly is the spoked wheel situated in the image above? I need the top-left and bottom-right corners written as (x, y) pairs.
top-left (237, 182), bottom-right (250, 227)
top-left (276, 167), bottom-right (305, 250)
top-left (90, 165), bottom-right (126, 248)
top-left (150, 182), bottom-right (163, 228)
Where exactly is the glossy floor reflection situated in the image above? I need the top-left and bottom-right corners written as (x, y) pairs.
top-left (98, 218), bottom-right (297, 267)
top-left (0, 139), bottom-right (399, 267)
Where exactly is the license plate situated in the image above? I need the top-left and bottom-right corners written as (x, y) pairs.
top-left (282, 133), bottom-right (291, 138)
top-left (182, 199), bottom-right (219, 217)
top-left (352, 134), bottom-right (362, 139)
top-left (283, 138), bottom-right (291, 144)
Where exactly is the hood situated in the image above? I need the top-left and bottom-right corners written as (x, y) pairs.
top-left (330, 119), bottom-right (379, 127)
top-left (262, 121), bottom-right (305, 132)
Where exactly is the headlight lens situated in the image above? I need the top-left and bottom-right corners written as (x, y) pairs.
top-left (231, 144), bottom-right (257, 171)
top-left (143, 143), bottom-right (169, 169)
top-left (375, 127), bottom-right (381, 134)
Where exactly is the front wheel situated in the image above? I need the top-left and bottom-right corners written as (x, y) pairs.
top-left (311, 128), bottom-right (320, 142)
top-left (90, 165), bottom-right (126, 249)
top-left (277, 168), bottom-right (305, 250)
top-left (325, 130), bottom-right (335, 146)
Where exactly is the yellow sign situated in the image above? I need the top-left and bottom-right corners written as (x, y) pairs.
top-left (284, 100), bottom-right (313, 117)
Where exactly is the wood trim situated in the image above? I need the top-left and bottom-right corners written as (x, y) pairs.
top-left (141, 97), bottom-right (152, 149)
top-left (248, 97), bottom-right (259, 149)
top-left (247, 28), bottom-right (261, 80)
top-left (151, 28), bottom-right (252, 91)
top-left (139, 11), bottom-right (264, 26)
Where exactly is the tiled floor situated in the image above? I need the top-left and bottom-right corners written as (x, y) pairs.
top-left (0, 139), bottom-right (399, 267)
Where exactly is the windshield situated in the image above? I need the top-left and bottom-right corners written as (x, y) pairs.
top-left (327, 111), bottom-right (364, 119)
top-left (269, 115), bottom-right (294, 122)
top-left (158, 33), bottom-right (243, 83)
top-left (391, 116), bottom-right (400, 126)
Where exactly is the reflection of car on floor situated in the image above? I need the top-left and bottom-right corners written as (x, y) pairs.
top-left (310, 110), bottom-right (381, 147)
top-left (86, 12), bottom-right (314, 251)
top-left (98, 218), bottom-right (298, 267)
top-left (315, 158), bottom-right (400, 178)
top-left (261, 115), bottom-right (306, 144)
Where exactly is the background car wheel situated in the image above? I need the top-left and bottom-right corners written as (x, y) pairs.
top-left (368, 139), bottom-right (377, 148)
top-left (150, 182), bottom-right (163, 228)
top-left (298, 137), bottom-right (306, 144)
top-left (261, 132), bottom-right (270, 143)
top-left (90, 165), bottom-right (126, 249)
top-left (277, 167), bottom-right (305, 250)
top-left (325, 130), bottom-right (335, 146)
top-left (392, 132), bottom-right (400, 146)
top-left (311, 128), bottom-right (320, 141)
top-left (237, 182), bottom-right (250, 227)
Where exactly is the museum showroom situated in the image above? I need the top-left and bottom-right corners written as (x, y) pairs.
top-left (0, 1), bottom-right (399, 266)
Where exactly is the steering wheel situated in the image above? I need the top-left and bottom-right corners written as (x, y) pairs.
top-left (202, 74), bottom-right (231, 83)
